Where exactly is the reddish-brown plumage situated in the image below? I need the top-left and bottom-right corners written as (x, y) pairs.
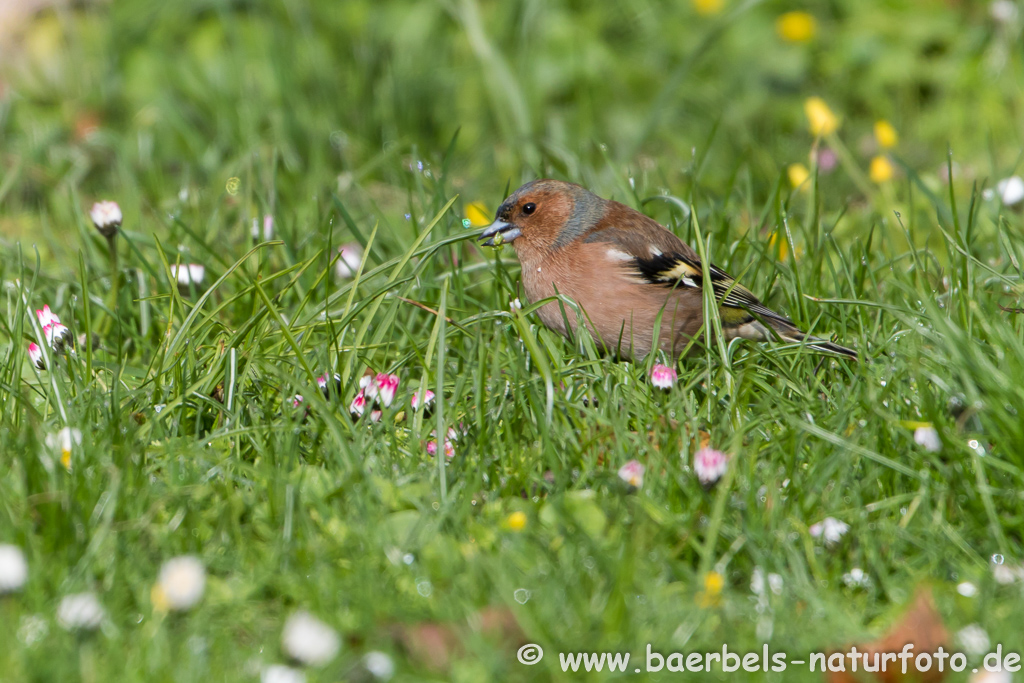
top-left (479, 179), bottom-right (857, 360)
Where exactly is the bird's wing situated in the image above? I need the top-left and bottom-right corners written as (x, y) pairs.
top-left (582, 215), bottom-right (795, 329)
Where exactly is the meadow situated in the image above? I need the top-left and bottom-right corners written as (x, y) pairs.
top-left (1, 0), bottom-right (1024, 680)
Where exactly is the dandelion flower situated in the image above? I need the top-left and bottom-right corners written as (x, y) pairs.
top-left (46, 427), bottom-right (82, 471)
top-left (0, 545), bottom-right (28, 593)
top-left (650, 364), bottom-right (677, 389)
top-left (89, 201), bottom-right (122, 238)
top-left (874, 120), bottom-right (898, 149)
top-left (788, 163), bottom-right (810, 191)
top-left (170, 264), bottom-right (206, 287)
top-left (869, 155), bottom-right (894, 183)
top-left (152, 555), bottom-right (205, 612)
top-left (697, 571), bottom-right (724, 607)
top-left (809, 517), bottom-right (849, 545)
top-left (27, 343), bottom-right (44, 370)
top-left (57, 592), bottom-right (105, 631)
top-left (804, 97), bottom-right (839, 137)
top-left (507, 511), bottom-right (527, 532)
top-left (464, 202), bottom-right (491, 228)
top-left (617, 459), bottom-right (645, 489)
top-left (914, 425), bottom-right (941, 452)
top-left (282, 611), bottom-right (340, 667)
top-left (692, 0), bottom-right (724, 15)
top-left (363, 651), bottom-right (395, 681)
top-left (776, 11), bottom-right (817, 42)
top-left (334, 242), bottom-right (364, 279)
top-left (693, 447), bottom-right (728, 487)
top-left (262, 664), bottom-right (306, 683)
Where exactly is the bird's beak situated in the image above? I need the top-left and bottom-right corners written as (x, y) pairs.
top-left (478, 219), bottom-right (522, 247)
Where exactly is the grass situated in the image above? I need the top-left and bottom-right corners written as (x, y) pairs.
top-left (2, 0), bottom-right (1024, 681)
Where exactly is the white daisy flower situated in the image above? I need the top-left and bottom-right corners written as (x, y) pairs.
top-left (363, 651), bottom-right (395, 680)
top-left (45, 427), bottom-right (82, 471)
top-left (956, 623), bottom-right (990, 657)
top-left (334, 242), bottom-right (364, 279)
top-left (842, 567), bottom-right (872, 588)
top-left (0, 545), bottom-right (28, 593)
top-left (262, 664), bottom-right (306, 683)
top-left (809, 517), bottom-right (849, 545)
top-left (170, 264), bottom-right (206, 287)
top-left (153, 555), bottom-right (206, 611)
top-left (89, 201), bottom-right (122, 237)
top-left (957, 581), bottom-right (978, 597)
top-left (57, 592), bottom-right (105, 630)
top-left (617, 459), bottom-right (645, 489)
top-left (282, 611), bottom-right (340, 667)
top-left (913, 425), bottom-right (942, 452)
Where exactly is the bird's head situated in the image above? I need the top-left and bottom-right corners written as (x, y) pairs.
top-left (478, 179), bottom-right (606, 252)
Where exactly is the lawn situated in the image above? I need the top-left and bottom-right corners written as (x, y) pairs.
top-left (1, 1), bottom-right (1024, 681)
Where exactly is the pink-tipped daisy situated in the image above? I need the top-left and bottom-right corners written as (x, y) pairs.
top-left (693, 447), bottom-right (728, 487)
top-left (411, 389), bottom-right (435, 411)
top-left (365, 373), bottom-right (399, 407)
top-left (427, 440), bottom-right (455, 459)
top-left (650, 363), bottom-right (677, 390)
top-left (617, 459), bottom-right (645, 489)
top-left (28, 343), bottom-right (44, 370)
top-left (292, 394), bottom-right (304, 408)
top-left (36, 305), bottom-right (71, 351)
top-left (350, 390), bottom-right (367, 417)
top-left (334, 242), bottom-right (365, 279)
top-left (316, 372), bottom-right (342, 399)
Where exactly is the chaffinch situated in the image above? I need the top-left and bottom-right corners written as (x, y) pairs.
top-left (479, 179), bottom-right (857, 360)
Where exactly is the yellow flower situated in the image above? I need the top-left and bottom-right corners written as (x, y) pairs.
top-left (692, 0), bottom-right (725, 15)
top-left (804, 97), bottom-right (839, 137)
top-left (507, 511), bottom-right (527, 532)
top-left (869, 155), bottom-right (894, 183)
top-left (874, 120), bottom-right (898, 149)
top-left (787, 163), bottom-right (810, 191)
top-left (776, 12), bottom-right (817, 42)
top-left (697, 571), bottom-right (725, 607)
top-left (464, 202), bottom-right (491, 228)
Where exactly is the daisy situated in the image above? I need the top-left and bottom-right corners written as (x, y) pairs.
top-left (45, 427), bottom-right (82, 471)
top-left (363, 651), bottom-right (395, 680)
top-left (282, 611), bottom-right (340, 667)
top-left (334, 243), bottom-right (364, 279)
top-left (89, 201), bottom-right (122, 237)
top-left (650, 363), bottom-right (677, 389)
top-left (809, 517), bottom-right (849, 545)
top-left (57, 592), bottom-right (105, 631)
top-left (152, 555), bottom-right (205, 611)
top-left (262, 664), bottom-right (306, 683)
top-left (170, 264), bottom-right (206, 287)
top-left (365, 373), bottom-right (399, 407)
top-left (27, 343), bottom-right (44, 370)
top-left (0, 545), bottom-right (28, 593)
top-left (36, 305), bottom-right (71, 351)
top-left (693, 447), bottom-right (728, 487)
top-left (914, 425), bottom-right (942, 452)
top-left (617, 460), bottom-right (645, 489)
top-left (411, 389), bottom-right (435, 411)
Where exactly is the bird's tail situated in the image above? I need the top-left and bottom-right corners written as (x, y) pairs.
top-left (776, 328), bottom-right (859, 360)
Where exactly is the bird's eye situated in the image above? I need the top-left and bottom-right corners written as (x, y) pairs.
top-left (522, 202), bottom-right (536, 215)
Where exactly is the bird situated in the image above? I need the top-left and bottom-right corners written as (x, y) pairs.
top-left (478, 179), bottom-right (858, 361)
